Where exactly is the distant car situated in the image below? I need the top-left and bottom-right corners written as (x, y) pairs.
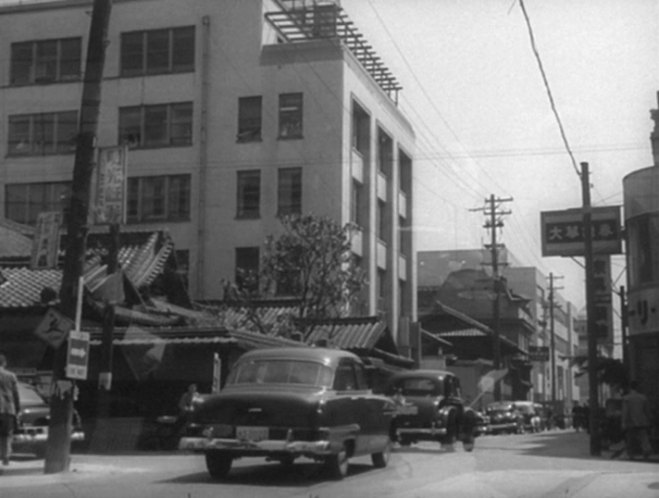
top-left (13, 382), bottom-right (85, 458)
top-left (512, 401), bottom-right (542, 432)
top-left (485, 401), bottom-right (524, 434)
top-left (384, 370), bottom-right (465, 447)
top-left (179, 347), bottom-right (397, 480)
top-left (471, 409), bottom-right (491, 436)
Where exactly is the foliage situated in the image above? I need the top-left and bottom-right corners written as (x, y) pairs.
top-left (261, 214), bottom-right (366, 334)
top-left (222, 215), bottom-right (365, 338)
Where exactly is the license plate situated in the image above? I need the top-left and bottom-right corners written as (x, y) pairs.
top-left (398, 405), bottom-right (418, 415)
top-left (236, 426), bottom-right (268, 442)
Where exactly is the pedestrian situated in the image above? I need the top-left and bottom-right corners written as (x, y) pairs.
top-left (174, 383), bottom-right (201, 434)
top-left (459, 408), bottom-right (478, 452)
top-left (0, 353), bottom-right (21, 466)
top-left (621, 380), bottom-right (653, 460)
top-left (572, 402), bottom-right (583, 431)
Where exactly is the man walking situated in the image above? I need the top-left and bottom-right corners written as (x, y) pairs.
top-left (622, 380), bottom-right (653, 460)
top-left (0, 354), bottom-right (21, 465)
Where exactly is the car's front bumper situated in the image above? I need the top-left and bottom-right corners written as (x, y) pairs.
top-left (489, 422), bottom-right (518, 432)
top-left (179, 436), bottom-right (333, 456)
top-left (13, 428), bottom-right (85, 450)
top-left (395, 426), bottom-right (447, 438)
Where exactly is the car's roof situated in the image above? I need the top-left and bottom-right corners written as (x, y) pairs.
top-left (237, 347), bottom-right (361, 366)
top-left (388, 369), bottom-right (455, 380)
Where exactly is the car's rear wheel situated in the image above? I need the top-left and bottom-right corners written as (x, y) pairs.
top-left (325, 444), bottom-right (349, 479)
top-left (371, 438), bottom-right (392, 468)
top-left (205, 450), bottom-right (232, 479)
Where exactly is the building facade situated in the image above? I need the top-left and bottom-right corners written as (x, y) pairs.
top-left (0, 0), bottom-right (417, 342)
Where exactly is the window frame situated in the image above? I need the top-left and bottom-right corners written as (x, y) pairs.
top-left (236, 170), bottom-right (261, 219)
top-left (277, 167), bottom-right (302, 216)
top-left (7, 111), bottom-right (78, 157)
top-left (10, 37), bottom-right (82, 86)
top-left (278, 92), bottom-right (303, 139)
top-left (119, 102), bottom-right (193, 149)
top-left (126, 174), bottom-right (191, 223)
top-left (120, 26), bottom-right (195, 77)
top-left (4, 181), bottom-right (71, 226)
top-left (237, 96), bottom-right (262, 142)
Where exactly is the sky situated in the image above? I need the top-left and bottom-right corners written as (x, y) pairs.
top-left (342, 0), bottom-right (659, 310)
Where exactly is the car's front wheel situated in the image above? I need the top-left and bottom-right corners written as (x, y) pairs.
top-left (371, 438), bottom-right (392, 468)
top-left (325, 444), bottom-right (350, 479)
top-left (205, 450), bottom-right (232, 479)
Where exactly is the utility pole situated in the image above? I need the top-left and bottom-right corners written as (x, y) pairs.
top-left (548, 272), bottom-right (563, 404)
top-left (45, 0), bottom-right (112, 474)
top-left (581, 162), bottom-right (601, 456)
top-left (477, 194), bottom-right (513, 401)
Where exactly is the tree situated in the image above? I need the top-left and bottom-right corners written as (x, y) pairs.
top-left (223, 214), bottom-right (365, 339)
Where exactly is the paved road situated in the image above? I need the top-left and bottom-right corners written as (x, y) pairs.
top-left (1, 430), bottom-right (657, 498)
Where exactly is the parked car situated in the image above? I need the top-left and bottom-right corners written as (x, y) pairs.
top-left (13, 382), bottom-right (85, 458)
top-left (179, 347), bottom-right (397, 480)
top-left (485, 401), bottom-right (525, 434)
top-left (384, 370), bottom-right (465, 447)
top-left (512, 401), bottom-right (542, 432)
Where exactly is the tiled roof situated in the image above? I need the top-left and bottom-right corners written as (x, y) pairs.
top-left (231, 329), bottom-right (306, 350)
top-left (0, 219), bottom-right (34, 259)
top-left (0, 267), bottom-right (61, 308)
top-left (305, 319), bottom-right (387, 350)
top-left (437, 328), bottom-right (487, 338)
top-left (0, 232), bottom-right (174, 309)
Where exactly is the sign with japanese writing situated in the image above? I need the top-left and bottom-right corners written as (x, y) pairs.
top-left (528, 345), bottom-right (549, 362)
top-left (94, 146), bottom-right (127, 225)
top-left (66, 330), bottom-right (90, 380)
top-left (540, 206), bottom-right (622, 257)
top-left (31, 211), bottom-right (62, 270)
top-left (592, 255), bottom-right (613, 340)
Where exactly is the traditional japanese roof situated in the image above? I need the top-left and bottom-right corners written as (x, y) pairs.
top-left (0, 267), bottom-right (61, 308)
top-left (0, 219), bottom-right (34, 261)
top-left (305, 317), bottom-right (387, 350)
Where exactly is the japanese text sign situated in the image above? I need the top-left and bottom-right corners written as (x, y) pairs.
top-left (540, 206), bottom-right (622, 257)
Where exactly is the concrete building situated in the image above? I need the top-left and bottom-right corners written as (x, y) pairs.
top-left (622, 91), bottom-right (659, 420)
top-left (0, 0), bottom-right (417, 342)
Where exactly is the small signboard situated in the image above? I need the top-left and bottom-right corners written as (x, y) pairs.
top-left (592, 255), bottom-right (613, 340)
top-left (94, 146), bottom-right (127, 225)
top-left (34, 309), bottom-right (73, 349)
top-left (528, 345), bottom-right (549, 362)
top-left (540, 206), bottom-right (622, 257)
top-left (31, 211), bottom-right (63, 270)
top-left (66, 330), bottom-right (90, 380)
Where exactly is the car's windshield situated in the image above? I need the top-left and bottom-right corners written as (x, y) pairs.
top-left (388, 377), bottom-right (440, 396)
top-left (18, 383), bottom-right (47, 406)
top-left (228, 359), bottom-right (334, 387)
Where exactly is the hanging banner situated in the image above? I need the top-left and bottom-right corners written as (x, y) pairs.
top-left (31, 211), bottom-right (63, 270)
top-left (94, 146), bottom-right (127, 225)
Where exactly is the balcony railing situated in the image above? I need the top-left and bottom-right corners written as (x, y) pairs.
top-left (266, 1), bottom-right (402, 103)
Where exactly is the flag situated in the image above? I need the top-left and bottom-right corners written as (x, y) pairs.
top-left (477, 368), bottom-right (508, 393)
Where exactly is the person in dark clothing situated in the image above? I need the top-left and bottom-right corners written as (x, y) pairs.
top-left (0, 354), bottom-right (21, 465)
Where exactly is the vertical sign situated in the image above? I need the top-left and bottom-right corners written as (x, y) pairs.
top-left (66, 330), bottom-right (90, 380)
top-left (94, 146), bottom-right (127, 224)
top-left (31, 211), bottom-right (63, 269)
top-left (212, 353), bottom-right (222, 393)
top-left (593, 255), bottom-right (613, 340)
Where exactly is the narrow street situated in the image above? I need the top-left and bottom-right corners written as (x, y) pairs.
top-left (2, 430), bottom-right (657, 498)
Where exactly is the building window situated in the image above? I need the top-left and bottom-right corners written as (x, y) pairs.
top-left (351, 180), bottom-right (364, 227)
top-left (278, 93), bottom-right (303, 139)
top-left (237, 96), bottom-right (262, 142)
top-left (7, 111), bottom-right (77, 156)
top-left (4, 182), bottom-right (70, 225)
top-left (119, 102), bottom-right (193, 148)
top-left (235, 247), bottom-right (260, 294)
top-left (126, 174), bottom-right (190, 223)
top-left (237, 170), bottom-right (260, 219)
top-left (277, 167), bottom-right (302, 216)
top-left (120, 26), bottom-right (195, 76)
top-left (10, 38), bottom-right (82, 85)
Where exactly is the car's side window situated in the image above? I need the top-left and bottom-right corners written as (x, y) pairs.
top-left (333, 361), bottom-right (357, 391)
top-left (353, 363), bottom-right (367, 390)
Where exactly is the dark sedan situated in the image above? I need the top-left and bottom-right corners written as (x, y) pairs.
top-left (485, 401), bottom-right (524, 434)
top-left (179, 347), bottom-right (397, 480)
top-left (13, 382), bottom-right (85, 458)
top-left (384, 370), bottom-right (465, 448)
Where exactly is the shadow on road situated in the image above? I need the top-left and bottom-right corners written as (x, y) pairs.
top-left (157, 459), bottom-right (374, 487)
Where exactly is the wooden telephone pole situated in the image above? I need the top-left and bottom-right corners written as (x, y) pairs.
top-left (45, 0), bottom-right (112, 474)
top-left (477, 195), bottom-right (513, 401)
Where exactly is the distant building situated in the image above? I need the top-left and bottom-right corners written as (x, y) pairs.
top-left (0, 0), bottom-right (416, 342)
top-left (418, 248), bottom-right (580, 409)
